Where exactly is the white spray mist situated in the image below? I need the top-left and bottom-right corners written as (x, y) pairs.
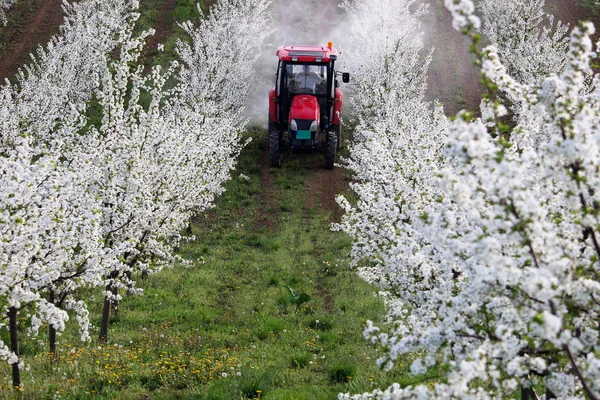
top-left (245, 0), bottom-right (350, 125)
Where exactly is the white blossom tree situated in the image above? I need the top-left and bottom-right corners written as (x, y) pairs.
top-left (0, 0), bottom-right (273, 389)
top-left (176, 0), bottom-right (273, 124)
top-left (1, 0), bottom-right (141, 150)
top-left (335, 0), bottom-right (447, 277)
top-left (339, 0), bottom-right (600, 399)
top-left (479, 0), bottom-right (569, 86)
top-left (94, 0), bottom-right (273, 342)
top-left (0, 135), bottom-right (102, 389)
top-left (0, 0), bottom-right (143, 388)
top-left (335, 0), bottom-right (453, 328)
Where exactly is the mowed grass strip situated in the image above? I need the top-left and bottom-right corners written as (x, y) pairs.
top-left (0, 128), bottom-right (416, 399)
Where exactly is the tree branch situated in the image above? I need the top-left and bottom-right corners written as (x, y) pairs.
top-left (565, 344), bottom-right (598, 400)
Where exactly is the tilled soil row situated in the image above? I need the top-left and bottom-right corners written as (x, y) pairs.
top-left (0, 0), bottom-right (63, 82)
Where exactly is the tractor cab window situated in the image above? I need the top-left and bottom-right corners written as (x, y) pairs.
top-left (284, 63), bottom-right (328, 95)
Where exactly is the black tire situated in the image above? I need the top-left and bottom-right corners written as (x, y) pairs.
top-left (325, 130), bottom-right (337, 170)
top-left (267, 119), bottom-right (278, 142)
top-left (335, 124), bottom-right (342, 151)
top-left (269, 125), bottom-right (282, 168)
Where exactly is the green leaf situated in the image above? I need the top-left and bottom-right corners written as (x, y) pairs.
top-left (296, 293), bottom-right (311, 307)
top-left (282, 284), bottom-right (297, 303)
top-left (294, 292), bottom-right (311, 313)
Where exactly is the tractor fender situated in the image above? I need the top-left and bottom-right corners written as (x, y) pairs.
top-left (269, 87), bottom-right (278, 122)
top-left (333, 88), bottom-right (343, 125)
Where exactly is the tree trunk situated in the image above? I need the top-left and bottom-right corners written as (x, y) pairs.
top-left (49, 324), bottom-right (57, 360)
top-left (9, 307), bottom-right (21, 389)
top-left (48, 290), bottom-right (57, 361)
top-left (111, 285), bottom-right (119, 315)
top-left (99, 282), bottom-right (112, 343)
top-left (126, 270), bottom-right (133, 290)
top-left (99, 271), bottom-right (118, 343)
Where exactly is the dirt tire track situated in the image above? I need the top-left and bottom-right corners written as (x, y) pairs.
top-left (0, 0), bottom-right (64, 82)
top-left (147, 0), bottom-right (177, 50)
top-left (420, 0), bottom-right (598, 117)
top-left (546, 0), bottom-right (596, 26)
top-left (303, 154), bottom-right (347, 224)
top-left (421, 0), bottom-right (484, 116)
top-left (302, 153), bottom-right (348, 313)
top-left (141, 0), bottom-right (178, 72)
top-left (545, 0), bottom-right (600, 44)
top-left (255, 140), bottom-right (279, 231)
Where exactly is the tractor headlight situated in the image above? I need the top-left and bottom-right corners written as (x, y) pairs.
top-left (290, 119), bottom-right (298, 131)
top-left (310, 120), bottom-right (318, 132)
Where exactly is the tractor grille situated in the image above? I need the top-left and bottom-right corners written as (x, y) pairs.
top-left (294, 119), bottom-right (314, 131)
top-left (292, 139), bottom-right (314, 150)
top-left (290, 119), bottom-right (315, 150)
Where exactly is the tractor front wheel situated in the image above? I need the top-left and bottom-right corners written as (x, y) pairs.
top-left (269, 124), bottom-right (282, 168)
top-left (325, 130), bottom-right (337, 170)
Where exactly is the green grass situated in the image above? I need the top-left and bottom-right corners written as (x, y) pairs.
top-left (139, 0), bottom-right (204, 70)
top-left (0, 128), bottom-right (427, 398)
top-left (576, 0), bottom-right (600, 15)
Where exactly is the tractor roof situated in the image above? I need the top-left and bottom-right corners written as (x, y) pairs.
top-left (276, 45), bottom-right (338, 62)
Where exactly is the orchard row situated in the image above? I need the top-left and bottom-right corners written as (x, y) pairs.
top-left (0, 0), bottom-right (271, 389)
top-left (338, 0), bottom-right (600, 398)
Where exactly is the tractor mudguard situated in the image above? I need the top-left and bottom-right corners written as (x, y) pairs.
top-left (269, 87), bottom-right (278, 122)
top-left (333, 88), bottom-right (343, 125)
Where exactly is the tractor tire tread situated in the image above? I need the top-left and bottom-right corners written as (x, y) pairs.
top-left (335, 124), bottom-right (342, 151)
top-left (269, 129), bottom-right (282, 168)
top-left (325, 131), bottom-right (337, 170)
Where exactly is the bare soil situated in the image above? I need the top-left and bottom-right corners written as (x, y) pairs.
top-left (301, 152), bottom-right (345, 314)
top-left (546, 0), bottom-right (596, 26)
top-left (420, 0), bottom-right (484, 116)
top-left (420, 0), bottom-right (599, 118)
top-left (545, 0), bottom-right (600, 44)
top-left (146, 0), bottom-right (177, 51)
top-left (0, 0), bottom-right (64, 82)
top-left (255, 143), bottom-right (279, 231)
top-left (303, 154), bottom-right (347, 224)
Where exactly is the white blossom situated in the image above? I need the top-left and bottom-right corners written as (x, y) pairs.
top-left (0, 0), bottom-right (15, 25)
top-left (339, 1), bottom-right (600, 399)
top-left (0, 0), bottom-right (272, 378)
top-left (479, 0), bottom-right (569, 85)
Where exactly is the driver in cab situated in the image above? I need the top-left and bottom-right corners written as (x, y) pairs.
top-left (295, 65), bottom-right (324, 93)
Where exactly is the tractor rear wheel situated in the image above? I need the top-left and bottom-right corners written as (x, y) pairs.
top-left (325, 130), bottom-right (337, 170)
top-left (335, 124), bottom-right (342, 151)
top-left (269, 122), bottom-right (282, 168)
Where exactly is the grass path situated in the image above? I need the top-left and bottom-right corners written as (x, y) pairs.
top-left (0, 130), bottom-right (416, 399)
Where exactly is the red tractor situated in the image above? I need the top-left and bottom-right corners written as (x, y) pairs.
top-left (268, 43), bottom-right (350, 169)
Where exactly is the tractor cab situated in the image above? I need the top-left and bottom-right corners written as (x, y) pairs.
top-left (268, 43), bottom-right (349, 169)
